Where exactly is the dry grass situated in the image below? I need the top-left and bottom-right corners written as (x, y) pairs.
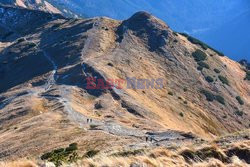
top-left (62, 146), bottom-right (249, 167)
top-left (1, 144), bottom-right (249, 167)
top-left (0, 159), bottom-right (37, 167)
top-left (29, 96), bottom-right (48, 114)
top-left (78, 154), bottom-right (187, 167)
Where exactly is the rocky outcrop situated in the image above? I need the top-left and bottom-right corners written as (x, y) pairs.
top-left (117, 11), bottom-right (169, 53)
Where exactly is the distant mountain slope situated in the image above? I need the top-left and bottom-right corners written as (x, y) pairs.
top-left (0, 0), bottom-right (80, 17)
top-left (59, 0), bottom-right (248, 31)
top-left (0, 0), bottom-right (59, 13)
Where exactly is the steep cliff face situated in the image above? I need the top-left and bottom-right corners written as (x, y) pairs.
top-left (0, 6), bottom-right (249, 163)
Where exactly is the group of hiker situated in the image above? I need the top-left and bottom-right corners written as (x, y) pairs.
top-left (145, 136), bottom-right (154, 142)
top-left (86, 118), bottom-right (93, 123)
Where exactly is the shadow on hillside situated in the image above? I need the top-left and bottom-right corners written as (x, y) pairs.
top-left (0, 19), bottom-right (102, 97)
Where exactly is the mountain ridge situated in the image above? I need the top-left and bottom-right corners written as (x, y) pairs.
top-left (2, 0), bottom-right (249, 61)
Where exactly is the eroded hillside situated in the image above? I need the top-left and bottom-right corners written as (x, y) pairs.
top-left (0, 0), bottom-right (79, 17)
top-left (0, 6), bottom-right (249, 166)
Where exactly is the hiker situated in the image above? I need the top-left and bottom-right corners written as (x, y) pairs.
top-left (146, 136), bottom-right (148, 142)
top-left (87, 119), bottom-right (89, 123)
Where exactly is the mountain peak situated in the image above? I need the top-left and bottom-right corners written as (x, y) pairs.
top-left (124, 11), bottom-right (169, 29)
top-left (129, 11), bottom-right (152, 19)
top-left (116, 11), bottom-right (169, 52)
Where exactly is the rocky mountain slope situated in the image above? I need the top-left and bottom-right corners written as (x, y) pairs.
top-left (0, 5), bottom-right (249, 166)
top-left (0, 0), bottom-right (79, 17)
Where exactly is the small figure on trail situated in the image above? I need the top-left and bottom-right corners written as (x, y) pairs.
top-left (87, 119), bottom-right (89, 123)
top-left (90, 119), bottom-right (92, 123)
top-left (146, 136), bottom-right (148, 142)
